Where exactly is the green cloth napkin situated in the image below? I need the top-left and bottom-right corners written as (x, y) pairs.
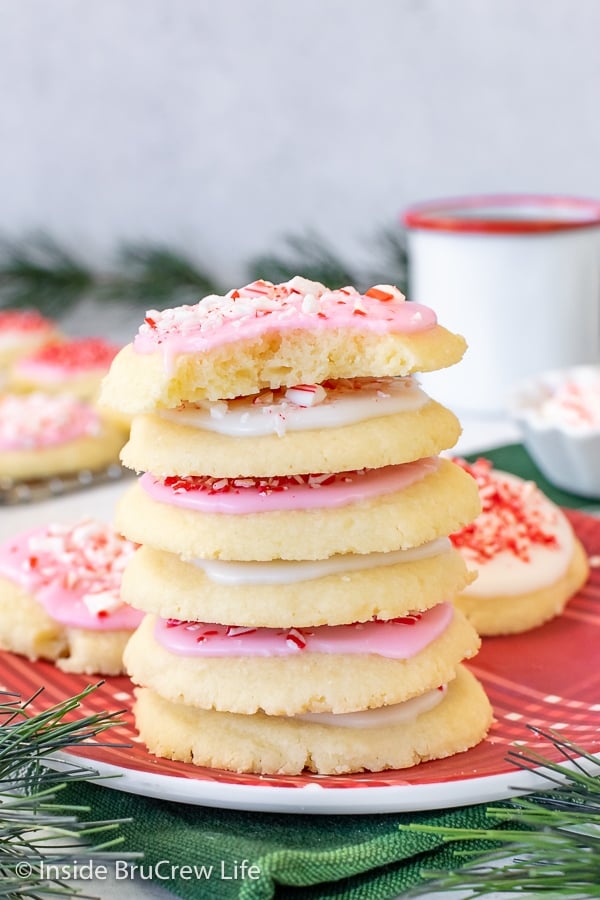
top-left (59, 444), bottom-right (587, 900)
top-left (61, 780), bottom-right (516, 900)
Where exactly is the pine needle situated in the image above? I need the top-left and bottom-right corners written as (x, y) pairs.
top-left (401, 726), bottom-right (600, 897)
top-left (246, 230), bottom-right (358, 289)
top-left (0, 685), bottom-right (140, 898)
top-left (0, 234), bottom-right (94, 318)
top-left (105, 243), bottom-right (220, 307)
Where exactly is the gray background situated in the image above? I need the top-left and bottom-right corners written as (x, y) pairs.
top-left (2, 0), bottom-right (598, 284)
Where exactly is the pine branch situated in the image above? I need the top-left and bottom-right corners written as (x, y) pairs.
top-left (247, 230), bottom-right (359, 289)
top-left (0, 225), bottom-right (410, 321)
top-left (247, 225), bottom-right (409, 294)
top-left (402, 727), bottom-right (600, 897)
top-left (363, 224), bottom-right (409, 294)
top-left (0, 234), bottom-right (94, 318)
top-left (0, 685), bottom-right (140, 898)
top-left (105, 243), bottom-right (220, 307)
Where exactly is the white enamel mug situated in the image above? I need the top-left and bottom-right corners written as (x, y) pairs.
top-left (403, 195), bottom-right (600, 414)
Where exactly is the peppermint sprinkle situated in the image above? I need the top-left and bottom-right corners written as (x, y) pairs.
top-left (0, 393), bottom-right (101, 450)
top-left (450, 458), bottom-right (559, 563)
top-left (539, 377), bottom-right (600, 429)
top-left (134, 277), bottom-right (411, 346)
top-left (22, 520), bottom-right (136, 616)
top-left (284, 384), bottom-right (327, 407)
top-left (162, 468), bottom-right (368, 496)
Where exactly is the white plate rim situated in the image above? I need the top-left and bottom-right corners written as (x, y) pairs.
top-left (53, 750), bottom-right (600, 815)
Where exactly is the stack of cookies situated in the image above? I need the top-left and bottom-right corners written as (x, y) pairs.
top-left (101, 277), bottom-right (493, 775)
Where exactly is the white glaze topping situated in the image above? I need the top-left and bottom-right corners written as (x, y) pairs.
top-left (158, 377), bottom-right (428, 437)
top-left (189, 537), bottom-right (452, 586)
top-left (452, 459), bottom-right (573, 597)
top-left (296, 685), bottom-right (447, 728)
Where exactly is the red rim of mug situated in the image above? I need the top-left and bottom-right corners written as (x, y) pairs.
top-left (402, 194), bottom-right (600, 234)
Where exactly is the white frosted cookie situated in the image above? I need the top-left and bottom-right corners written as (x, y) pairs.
top-left (115, 457), bottom-right (481, 561)
top-left (452, 459), bottom-right (590, 635)
top-left (132, 664), bottom-right (492, 775)
top-left (0, 309), bottom-right (61, 370)
top-left (121, 539), bottom-right (474, 628)
top-left (7, 337), bottom-right (121, 402)
top-left (0, 393), bottom-right (127, 480)
top-left (99, 279), bottom-right (467, 412)
top-left (0, 520), bottom-right (141, 675)
top-left (123, 606), bottom-right (481, 716)
top-left (120, 383), bottom-right (461, 477)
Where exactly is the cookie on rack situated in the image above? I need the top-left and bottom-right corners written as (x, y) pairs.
top-left (451, 458), bottom-right (590, 635)
top-left (7, 337), bottom-right (121, 402)
top-left (0, 309), bottom-right (61, 371)
top-left (0, 519), bottom-right (142, 674)
top-left (0, 392), bottom-right (127, 481)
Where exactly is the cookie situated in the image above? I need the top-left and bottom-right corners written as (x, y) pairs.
top-left (451, 458), bottom-right (590, 635)
top-left (8, 337), bottom-right (121, 401)
top-left (0, 309), bottom-right (61, 370)
top-left (0, 520), bottom-right (141, 674)
top-left (131, 664), bottom-right (493, 775)
top-left (115, 457), bottom-right (480, 561)
top-left (0, 392), bottom-right (127, 481)
top-left (120, 378), bottom-right (462, 477)
top-left (123, 605), bottom-right (481, 716)
top-left (99, 279), bottom-right (467, 413)
top-left (121, 538), bottom-right (474, 628)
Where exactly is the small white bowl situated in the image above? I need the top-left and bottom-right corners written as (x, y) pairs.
top-left (510, 364), bottom-right (600, 499)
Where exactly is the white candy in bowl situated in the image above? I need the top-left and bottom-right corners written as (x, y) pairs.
top-left (510, 365), bottom-right (600, 499)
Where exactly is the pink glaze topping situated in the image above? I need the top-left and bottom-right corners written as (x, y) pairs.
top-left (0, 393), bottom-right (101, 450)
top-left (155, 602), bottom-right (454, 658)
top-left (140, 457), bottom-right (439, 514)
top-left (0, 309), bottom-right (55, 334)
top-left (14, 337), bottom-right (121, 380)
top-left (0, 520), bottom-right (142, 631)
top-left (133, 277), bottom-right (437, 357)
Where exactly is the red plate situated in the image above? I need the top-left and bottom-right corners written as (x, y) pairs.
top-left (1, 509), bottom-right (599, 814)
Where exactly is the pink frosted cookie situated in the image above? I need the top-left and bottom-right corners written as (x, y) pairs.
top-left (8, 337), bottom-right (121, 401)
top-left (115, 456), bottom-right (481, 561)
top-left (0, 309), bottom-right (61, 370)
top-left (99, 278), bottom-right (467, 412)
top-left (451, 458), bottom-right (589, 635)
top-left (124, 602), bottom-right (481, 716)
top-left (0, 392), bottom-right (127, 481)
top-left (0, 519), bottom-right (142, 674)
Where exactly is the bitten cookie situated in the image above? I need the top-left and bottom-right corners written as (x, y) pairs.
top-left (132, 665), bottom-right (493, 775)
top-left (99, 278), bottom-right (467, 412)
top-left (0, 392), bottom-right (127, 481)
top-left (451, 458), bottom-right (590, 635)
top-left (0, 519), bottom-right (142, 674)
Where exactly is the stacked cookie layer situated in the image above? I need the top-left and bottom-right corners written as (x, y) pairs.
top-left (102, 277), bottom-right (493, 775)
